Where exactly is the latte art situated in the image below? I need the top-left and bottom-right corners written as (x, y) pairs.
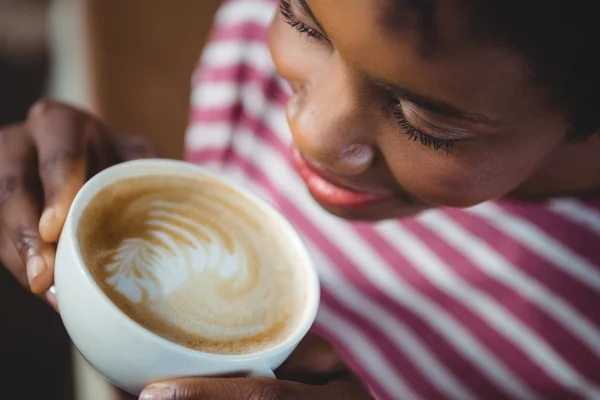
top-left (105, 200), bottom-right (251, 303)
top-left (78, 175), bottom-right (305, 355)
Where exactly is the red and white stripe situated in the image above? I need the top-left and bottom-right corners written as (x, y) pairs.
top-left (183, 1), bottom-right (600, 398)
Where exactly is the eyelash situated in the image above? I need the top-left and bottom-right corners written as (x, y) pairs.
top-left (393, 104), bottom-right (455, 152)
top-left (280, 0), bottom-right (326, 41)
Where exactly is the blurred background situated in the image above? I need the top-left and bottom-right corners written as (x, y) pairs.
top-left (1, 0), bottom-right (220, 398)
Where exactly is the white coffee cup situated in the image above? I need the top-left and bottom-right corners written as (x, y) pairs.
top-left (54, 159), bottom-right (320, 395)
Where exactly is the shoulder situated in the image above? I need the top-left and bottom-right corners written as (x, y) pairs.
top-left (194, 0), bottom-right (278, 82)
top-left (185, 0), bottom-right (291, 164)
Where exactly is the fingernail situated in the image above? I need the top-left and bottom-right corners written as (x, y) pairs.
top-left (140, 384), bottom-right (171, 400)
top-left (139, 392), bottom-right (159, 400)
top-left (40, 208), bottom-right (56, 230)
top-left (26, 255), bottom-right (47, 282)
top-left (46, 288), bottom-right (58, 310)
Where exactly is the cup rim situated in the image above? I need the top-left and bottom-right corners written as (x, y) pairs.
top-left (64, 158), bottom-right (320, 362)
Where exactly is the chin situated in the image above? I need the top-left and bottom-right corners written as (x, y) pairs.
top-left (314, 197), bottom-right (430, 222)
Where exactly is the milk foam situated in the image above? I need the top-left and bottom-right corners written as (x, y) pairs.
top-left (105, 201), bottom-right (247, 303)
top-left (78, 175), bottom-right (305, 354)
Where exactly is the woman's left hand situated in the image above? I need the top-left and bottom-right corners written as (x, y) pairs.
top-left (135, 333), bottom-right (373, 400)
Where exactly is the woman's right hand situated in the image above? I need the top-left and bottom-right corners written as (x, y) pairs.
top-left (0, 100), bottom-right (157, 308)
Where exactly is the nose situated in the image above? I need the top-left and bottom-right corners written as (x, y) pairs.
top-left (286, 61), bottom-right (376, 176)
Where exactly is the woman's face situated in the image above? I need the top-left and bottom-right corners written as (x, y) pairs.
top-left (268, 0), bottom-right (584, 220)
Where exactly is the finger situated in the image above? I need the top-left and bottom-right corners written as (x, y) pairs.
top-left (27, 101), bottom-right (89, 243)
top-left (0, 124), bottom-right (44, 289)
top-left (0, 224), bottom-right (27, 286)
top-left (0, 182), bottom-right (55, 294)
top-left (139, 377), bottom-right (369, 400)
top-left (0, 226), bottom-right (58, 310)
top-left (45, 285), bottom-right (58, 311)
top-left (0, 124), bottom-right (55, 293)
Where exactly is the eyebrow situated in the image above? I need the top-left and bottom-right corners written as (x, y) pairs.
top-left (298, 0), bottom-right (328, 36)
top-left (375, 79), bottom-right (504, 126)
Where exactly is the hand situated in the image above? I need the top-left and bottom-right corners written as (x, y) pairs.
top-left (136, 334), bottom-right (374, 400)
top-left (0, 100), bottom-right (156, 309)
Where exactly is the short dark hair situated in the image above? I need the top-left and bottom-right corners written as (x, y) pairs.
top-left (390, 0), bottom-right (599, 139)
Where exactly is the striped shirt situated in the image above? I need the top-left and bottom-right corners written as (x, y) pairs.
top-left (185, 1), bottom-right (600, 398)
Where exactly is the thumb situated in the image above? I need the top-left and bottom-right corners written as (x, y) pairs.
top-left (139, 377), bottom-right (274, 400)
top-left (138, 377), bottom-right (365, 400)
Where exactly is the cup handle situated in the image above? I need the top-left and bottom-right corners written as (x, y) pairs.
top-left (247, 364), bottom-right (276, 379)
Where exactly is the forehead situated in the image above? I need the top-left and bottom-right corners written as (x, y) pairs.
top-left (377, 0), bottom-right (482, 57)
top-left (311, 0), bottom-right (474, 59)
top-left (377, 0), bottom-right (437, 46)
top-left (307, 0), bottom-right (532, 122)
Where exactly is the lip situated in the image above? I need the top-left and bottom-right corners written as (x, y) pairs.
top-left (291, 147), bottom-right (397, 210)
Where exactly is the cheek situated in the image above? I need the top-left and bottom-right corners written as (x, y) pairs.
top-left (383, 132), bottom-right (561, 207)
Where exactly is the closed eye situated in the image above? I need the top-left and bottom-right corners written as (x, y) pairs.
top-left (393, 103), bottom-right (456, 153)
top-left (280, 0), bottom-right (327, 42)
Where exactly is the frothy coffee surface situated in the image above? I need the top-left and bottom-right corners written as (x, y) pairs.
top-left (78, 175), bottom-right (306, 355)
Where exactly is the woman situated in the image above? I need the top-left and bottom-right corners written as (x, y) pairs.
top-left (2, 0), bottom-right (600, 399)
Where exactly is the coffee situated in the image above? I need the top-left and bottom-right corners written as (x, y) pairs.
top-left (77, 174), bottom-right (306, 355)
